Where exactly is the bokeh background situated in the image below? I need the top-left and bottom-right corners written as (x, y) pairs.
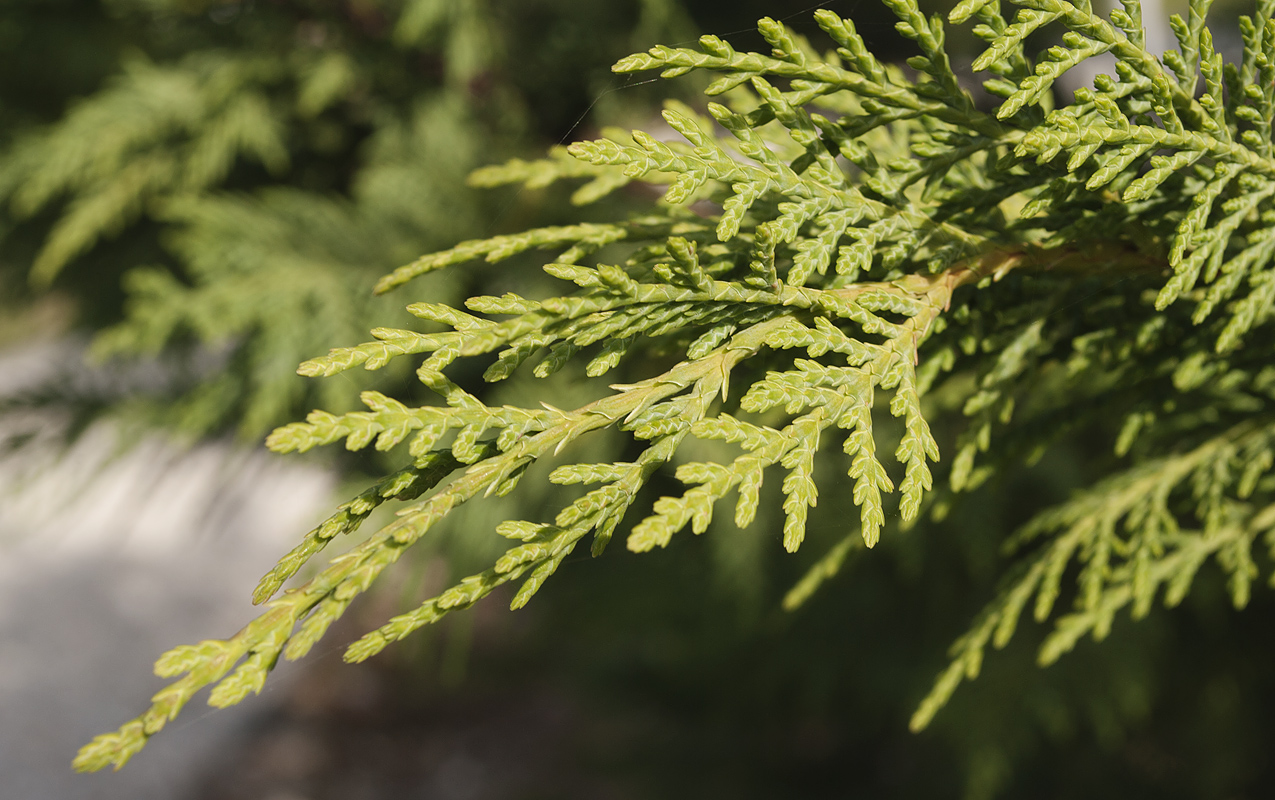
top-left (2, 1), bottom-right (1274, 798)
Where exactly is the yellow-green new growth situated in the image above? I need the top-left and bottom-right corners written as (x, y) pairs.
top-left (77, 0), bottom-right (1275, 771)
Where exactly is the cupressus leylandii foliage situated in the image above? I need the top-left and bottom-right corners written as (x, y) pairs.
top-left (76, 0), bottom-right (1275, 770)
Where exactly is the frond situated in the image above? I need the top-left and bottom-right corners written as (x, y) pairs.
top-left (75, 0), bottom-right (1275, 771)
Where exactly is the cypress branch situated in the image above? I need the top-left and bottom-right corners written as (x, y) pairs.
top-left (74, 0), bottom-right (1275, 771)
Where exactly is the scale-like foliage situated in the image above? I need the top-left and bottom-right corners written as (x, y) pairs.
top-left (76, 0), bottom-right (1275, 771)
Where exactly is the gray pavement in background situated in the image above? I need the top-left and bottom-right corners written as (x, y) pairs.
top-left (0, 341), bottom-right (336, 799)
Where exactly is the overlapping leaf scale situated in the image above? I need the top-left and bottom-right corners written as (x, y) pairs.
top-left (883, 0), bottom-right (971, 110)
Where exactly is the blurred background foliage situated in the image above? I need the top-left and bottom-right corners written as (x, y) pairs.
top-left (3, 0), bottom-right (1273, 797)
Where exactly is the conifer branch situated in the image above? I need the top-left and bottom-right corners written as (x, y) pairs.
top-left (75, 0), bottom-right (1275, 769)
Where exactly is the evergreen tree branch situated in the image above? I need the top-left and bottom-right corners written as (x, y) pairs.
top-left (74, 0), bottom-right (1275, 769)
